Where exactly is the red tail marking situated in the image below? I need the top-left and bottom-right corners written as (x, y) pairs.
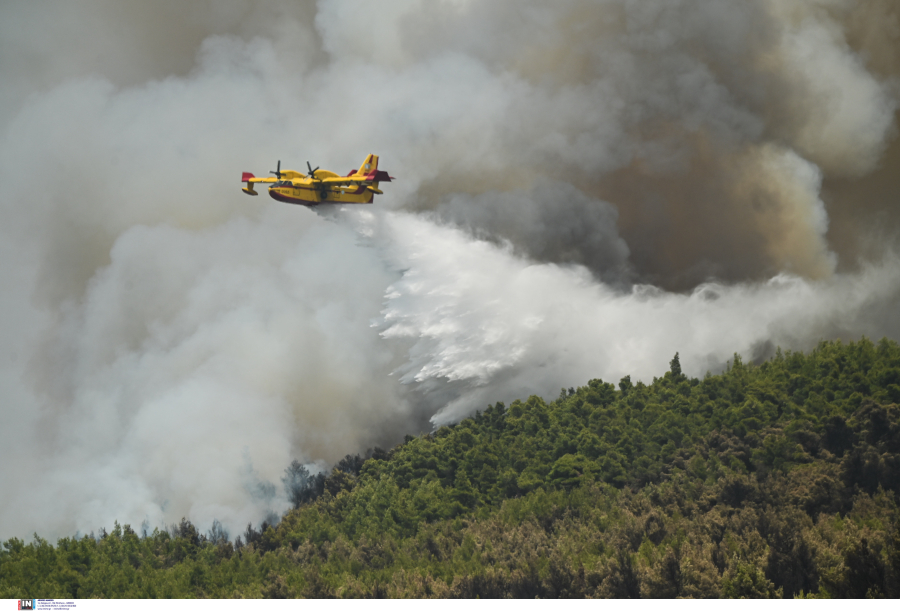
top-left (242, 172), bottom-right (255, 182)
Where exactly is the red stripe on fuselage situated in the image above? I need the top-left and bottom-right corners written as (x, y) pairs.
top-left (268, 190), bottom-right (317, 206)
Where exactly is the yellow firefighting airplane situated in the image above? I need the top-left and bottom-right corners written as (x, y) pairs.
top-left (241, 154), bottom-right (393, 206)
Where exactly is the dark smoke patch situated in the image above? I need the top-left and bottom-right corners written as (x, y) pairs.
top-left (434, 181), bottom-right (632, 286)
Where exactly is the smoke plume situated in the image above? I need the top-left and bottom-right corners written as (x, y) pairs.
top-left (0, 0), bottom-right (898, 540)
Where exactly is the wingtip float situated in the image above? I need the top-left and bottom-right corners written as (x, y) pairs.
top-left (241, 154), bottom-right (394, 206)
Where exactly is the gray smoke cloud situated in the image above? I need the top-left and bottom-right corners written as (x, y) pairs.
top-left (1, 0), bottom-right (898, 540)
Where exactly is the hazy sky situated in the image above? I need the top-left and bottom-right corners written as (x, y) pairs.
top-left (1, 0), bottom-right (898, 540)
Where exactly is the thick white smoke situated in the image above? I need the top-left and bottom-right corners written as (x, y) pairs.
top-left (1, 0), bottom-right (898, 540)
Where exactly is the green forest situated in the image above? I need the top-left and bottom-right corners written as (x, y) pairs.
top-left (2, 338), bottom-right (900, 598)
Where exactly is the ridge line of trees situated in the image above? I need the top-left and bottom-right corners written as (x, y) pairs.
top-left (2, 338), bottom-right (899, 598)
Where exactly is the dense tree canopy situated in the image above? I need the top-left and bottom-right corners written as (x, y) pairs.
top-left (2, 338), bottom-right (899, 598)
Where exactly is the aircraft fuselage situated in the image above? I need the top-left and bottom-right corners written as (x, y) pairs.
top-left (267, 179), bottom-right (374, 206)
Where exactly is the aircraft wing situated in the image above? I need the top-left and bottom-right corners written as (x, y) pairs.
top-left (320, 177), bottom-right (366, 184)
top-left (242, 172), bottom-right (276, 184)
top-left (320, 174), bottom-right (394, 185)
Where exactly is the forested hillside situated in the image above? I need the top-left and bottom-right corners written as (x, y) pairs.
top-left (3, 339), bottom-right (900, 598)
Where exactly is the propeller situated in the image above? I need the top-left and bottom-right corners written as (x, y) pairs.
top-left (307, 161), bottom-right (320, 180)
top-left (269, 160), bottom-right (283, 180)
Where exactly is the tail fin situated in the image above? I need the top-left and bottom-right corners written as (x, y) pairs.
top-left (356, 154), bottom-right (379, 177)
top-left (354, 154), bottom-right (393, 182)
